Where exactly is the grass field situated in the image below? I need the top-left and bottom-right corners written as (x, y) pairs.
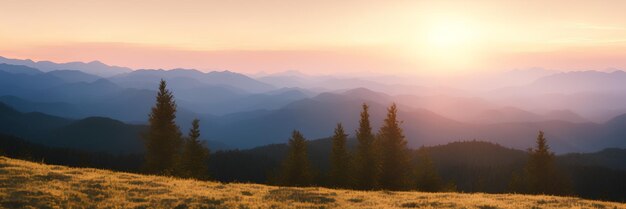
top-left (0, 156), bottom-right (624, 209)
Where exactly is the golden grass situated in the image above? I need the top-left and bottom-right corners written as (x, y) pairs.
top-left (0, 156), bottom-right (624, 209)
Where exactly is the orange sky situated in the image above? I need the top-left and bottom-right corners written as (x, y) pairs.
top-left (1, 0), bottom-right (626, 75)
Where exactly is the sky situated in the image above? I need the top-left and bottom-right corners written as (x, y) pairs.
top-left (1, 0), bottom-right (626, 75)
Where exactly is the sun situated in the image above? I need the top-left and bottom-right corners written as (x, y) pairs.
top-left (426, 19), bottom-right (478, 50)
top-left (413, 17), bottom-right (484, 73)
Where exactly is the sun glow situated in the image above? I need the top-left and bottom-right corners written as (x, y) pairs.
top-left (426, 20), bottom-right (478, 49)
top-left (416, 17), bottom-right (484, 72)
top-left (3, 1), bottom-right (626, 75)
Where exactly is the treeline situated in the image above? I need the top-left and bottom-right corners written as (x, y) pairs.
top-left (272, 103), bottom-right (453, 191)
top-left (2, 133), bottom-right (624, 202)
top-left (0, 133), bottom-right (142, 171)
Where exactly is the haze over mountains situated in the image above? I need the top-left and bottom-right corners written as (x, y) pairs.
top-left (0, 56), bottom-right (131, 77)
top-left (1, 56), bottom-right (626, 153)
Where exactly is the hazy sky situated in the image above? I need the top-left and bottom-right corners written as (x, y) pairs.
top-left (1, 0), bottom-right (626, 75)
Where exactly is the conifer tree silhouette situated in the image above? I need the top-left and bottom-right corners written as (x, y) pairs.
top-left (509, 131), bottom-right (571, 195)
top-left (329, 123), bottom-right (352, 188)
top-left (523, 131), bottom-right (571, 195)
top-left (354, 103), bottom-right (379, 190)
top-left (179, 119), bottom-right (210, 179)
top-left (143, 79), bottom-right (182, 175)
top-left (378, 103), bottom-right (412, 190)
top-left (280, 130), bottom-right (313, 186)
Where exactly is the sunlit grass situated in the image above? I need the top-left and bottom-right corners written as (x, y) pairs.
top-left (0, 156), bottom-right (623, 208)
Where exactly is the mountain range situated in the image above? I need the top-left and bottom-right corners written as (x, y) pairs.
top-left (1, 56), bottom-right (626, 153)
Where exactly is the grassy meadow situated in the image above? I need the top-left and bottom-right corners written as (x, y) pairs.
top-left (0, 156), bottom-right (623, 209)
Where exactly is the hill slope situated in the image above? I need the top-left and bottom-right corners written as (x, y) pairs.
top-left (0, 157), bottom-right (623, 209)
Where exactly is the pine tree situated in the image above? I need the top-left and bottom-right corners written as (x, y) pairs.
top-left (179, 119), bottom-right (210, 179)
top-left (522, 131), bottom-right (570, 195)
top-left (378, 103), bottom-right (412, 190)
top-left (329, 123), bottom-right (351, 188)
top-left (509, 131), bottom-right (571, 194)
top-left (280, 130), bottom-right (313, 186)
top-left (354, 103), bottom-right (379, 190)
top-left (143, 79), bottom-right (183, 175)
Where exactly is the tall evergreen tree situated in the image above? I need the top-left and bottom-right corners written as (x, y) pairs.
top-left (143, 79), bottom-right (183, 175)
top-left (378, 103), bottom-right (412, 190)
top-left (329, 123), bottom-right (351, 188)
top-left (179, 119), bottom-right (210, 179)
top-left (510, 131), bottom-right (571, 194)
top-left (280, 130), bottom-right (313, 186)
top-left (522, 131), bottom-right (571, 195)
top-left (354, 103), bottom-right (379, 190)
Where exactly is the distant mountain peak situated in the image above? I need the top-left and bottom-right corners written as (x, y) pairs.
top-left (543, 109), bottom-right (589, 123)
top-left (341, 87), bottom-right (391, 101)
top-left (208, 70), bottom-right (240, 75)
top-left (525, 69), bottom-right (626, 94)
top-left (87, 60), bottom-right (104, 65)
top-left (341, 87), bottom-right (382, 97)
top-left (74, 116), bottom-right (126, 126)
top-left (109, 68), bottom-right (275, 93)
top-left (0, 56), bottom-right (131, 77)
top-left (0, 63), bottom-right (42, 75)
top-left (170, 68), bottom-right (201, 72)
top-left (91, 78), bottom-right (116, 85)
top-left (134, 69), bottom-right (166, 72)
top-left (606, 113), bottom-right (626, 125)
